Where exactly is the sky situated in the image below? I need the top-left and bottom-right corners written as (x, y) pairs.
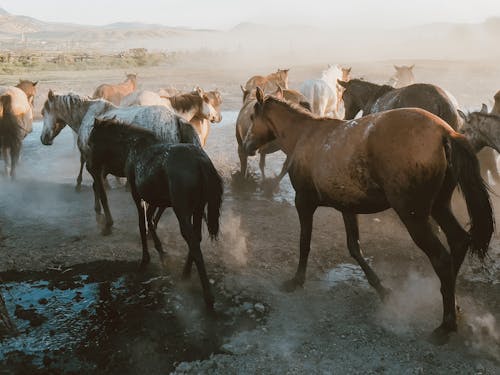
top-left (1, 0), bottom-right (500, 30)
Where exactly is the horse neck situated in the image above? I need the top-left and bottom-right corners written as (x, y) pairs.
top-left (55, 98), bottom-right (95, 132)
top-left (476, 115), bottom-right (500, 151)
top-left (168, 95), bottom-right (200, 121)
top-left (321, 68), bottom-right (341, 90)
top-left (122, 78), bottom-right (136, 91)
top-left (263, 101), bottom-right (309, 155)
top-left (363, 83), bottom-right (394, 113)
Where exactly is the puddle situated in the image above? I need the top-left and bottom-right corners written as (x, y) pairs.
top-left (0, 261), bottom-right (267, 374)
top-left (323, 263), bottom-right (369, 288)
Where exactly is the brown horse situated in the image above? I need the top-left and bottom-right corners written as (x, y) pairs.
top-left (15, 80), bottom-right (38, 110)
top-left (338, 79), bottom-right (460, 129)
top-left (243, 87), bottom-right (493, 343)
top-left (93, 73), bottom-right (137, 105)
top-left (244, 68), bottom-right (289, 95)
top-left (236, 86), bottom-right (310, 180)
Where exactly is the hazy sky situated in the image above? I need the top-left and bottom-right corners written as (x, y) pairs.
top-left (2, 0), bottom-right (500, 29)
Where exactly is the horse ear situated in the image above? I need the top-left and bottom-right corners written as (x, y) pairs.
top-left (481, 103), bottom-right (488, 113)
top-left (409, 64), bottom-right (415, 70)
top-left (327, 64), bottom-right (332, 68)
top-left (337, 79), bottom-right (348, 89)
top-left (195, 86), bottom-right (204, 97)
top-left (394, 65), bottom-right (400, 71)
top-left (33, 81), bottom-right (38, 86)
top-left (256, 87), bottom-right (264, 104)
top-left (457, 109), bottom-right (467, 121)
top-left (240, 85), bottom-right (246, 94)
top-left (346, 67), bottom-right (352, 74)
top-left (48, 89), bottom-right (55, 100)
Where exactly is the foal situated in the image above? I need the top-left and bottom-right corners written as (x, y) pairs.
top-left (87, 118), bottom-right (223, 309)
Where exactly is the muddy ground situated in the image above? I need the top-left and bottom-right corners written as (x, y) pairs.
top-left (1, 60), bottom-right (500, 374)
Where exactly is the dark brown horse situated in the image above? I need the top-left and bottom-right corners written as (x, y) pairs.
top-left (87, 118), bottom-right (223, 309)
top-left (337, 79), bottom-right (460, 129)
top-left (243, 88), bottom-right (493, 343)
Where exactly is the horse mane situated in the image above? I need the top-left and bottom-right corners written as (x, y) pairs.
top-left (349, 78), bottom-right (393, 93)
top-left (470, 111), bottom-right (500, 121)
top-left (264, 96), bottom-right (328, 121)
top-left (168, 92), bottom-right (202, 112)
top-left (93, 117), bottom-right (156, 138)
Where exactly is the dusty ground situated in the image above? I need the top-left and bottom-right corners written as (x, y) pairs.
top-left (1, 60), bottom-right (500, 374)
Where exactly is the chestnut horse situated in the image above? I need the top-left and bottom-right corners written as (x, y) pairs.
top-left (236, 86), bottom-right (310, 180)
top-left (93, 73), bottom-right (137, 105)
top-left (244, 68), bottom-right (289, 95)
top-left (15, 79), bottom-right (38, 110)
top-left (243, 87), bottom-right (493, 343)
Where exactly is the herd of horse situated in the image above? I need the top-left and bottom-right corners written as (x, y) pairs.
top-left (1, 64), bottom-right (500, 344)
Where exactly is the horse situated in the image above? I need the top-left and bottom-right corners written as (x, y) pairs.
top-left (244, 68), bottom-right (289, 95)
top-left (93, 73), bottom-right (137, 105)
top-left (15, 79), bottom-right (38, 110)
top-left (87, 118), bottom-right (222, 309)
top-left (0, 87), bottom-right (33, 178)
top-left (458, 110), bottom-right (500, 154)
top-left (243, 87), bottom-right (493, 343)
top-left (158, 86), bottom-right (181, 97)
top-left (387, 64), bottom-right (415, 88)
top-left (188, 89), bottom-right (223, 147)
top-left (338, 79), bottom-right (460, 129)
top-left (40, 91), bottom-right (200, 196)
top-left (300, 65), bottom-right (349, 118)
top-left (236, 86), bottom-right (311, 181)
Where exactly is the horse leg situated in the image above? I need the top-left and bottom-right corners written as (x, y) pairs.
top-left (153, 206), bottom-right (166, 230)
top-left (259, 153), bottom-right (266, 180)
top-left (237, 143), bottom-right (248, 177)
top-left (175, 209), bottom-right (214, 310)
top-left (283, 193), bottom-right (317, 292)
top-left (182, 207), bottom-right (203, 280)
top-left (146, 205), bottom-right (166, 265)
top-left (76, 154), bottom-right (85, 191)
top-left (9, 144), bottom-right (20, 180)
top-left (342, 212), bottom-right (390, 300)
top-left (2, 146), bottom-right (11, 177)
top-left (398, 213), bottom-right (456, 344)
top-left (93, 173), bottom-right (114, 235)
top-left (131, 185), bottom-right (150, 267)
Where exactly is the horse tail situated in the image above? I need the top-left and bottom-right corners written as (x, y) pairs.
top-left (199, 151), bottom-right (223, 239)
top-left (0, 95), bottom-right (21, 149)
top-left (446, 133), bottom-right (494, 258)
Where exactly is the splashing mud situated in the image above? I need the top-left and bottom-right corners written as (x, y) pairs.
top-left (0, 261), bottom-right (267, 374)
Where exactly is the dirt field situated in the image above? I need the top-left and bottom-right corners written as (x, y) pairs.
top-left (1, 59), bottom-right (500, 374)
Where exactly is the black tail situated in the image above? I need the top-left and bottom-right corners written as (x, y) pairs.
top-left (199, 152), bottom-right (223, 239)
top-left (0, 95), bottom-right (21, 153)
top-left (448, 134), bottom-right (494, 258)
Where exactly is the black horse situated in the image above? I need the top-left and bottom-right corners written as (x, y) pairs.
top-left (0, 95), bottom-right (22, 179)
top-left (87, 118), bottom-right (223, 309)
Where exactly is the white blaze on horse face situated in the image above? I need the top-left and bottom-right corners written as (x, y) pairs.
top-left (202, 100), bottom-right (218, 122)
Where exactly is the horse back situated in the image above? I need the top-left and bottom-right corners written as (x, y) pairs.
top-left (373, 83), bottom-right (459, 130)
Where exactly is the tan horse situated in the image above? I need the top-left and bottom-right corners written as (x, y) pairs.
top-left (244, 68), bottom-right (289, 96)
top-left (158, 86), bottom-right (181, 97)
top-left (236, 86), bottom-right (311, 181)
top-left (93, 73), bottom-right (137, 105)
top-left (243, 87), bottom-right (493, 343)
top-left (15, 80), bottom-right (38, 110)
top-left (188, 89), bottom-right (223, 147)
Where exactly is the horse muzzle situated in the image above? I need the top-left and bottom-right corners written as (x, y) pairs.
top-left (40, 133), bottom-right (53, 146)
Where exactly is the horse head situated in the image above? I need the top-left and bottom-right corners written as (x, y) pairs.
top-left (243, 87), bottom-right (275, 156)
top-left (40, 90), bottom-right (67, 145)
top-left (457, 109), bottom-right (499, 153)
top-left (204, 90), bottom-right (223, 123)
top-left (16, 79), bottom-right (38, 109)
top-left (391, 65), bottom-right (415, 88)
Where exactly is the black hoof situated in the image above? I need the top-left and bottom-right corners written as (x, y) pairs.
top-left (428, 325), bottom-right (454, 346)
top-left (75, 185), bottom-right (82, 192)
top-left (101, 226), bottom-right (112, 236)
top-left (281, 278), bottom-right (303, 293)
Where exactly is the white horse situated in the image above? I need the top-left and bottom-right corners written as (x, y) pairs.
top-left (41, 91), bottom-right (200, 190)
top-left (299, 65), bottom-right (348, 118)
top-left (387, 65), bottom-right (415, 88)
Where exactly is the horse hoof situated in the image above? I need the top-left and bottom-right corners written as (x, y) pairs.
top-left (428, 325), bottom-right (453, 346)
top-left (379, 286), bottom-right (393, 302)
top-left (281, 278), bottom-right (303, 293)
top-left (101, 227), bottom-right (112, 236)
top-left (75, 185), bottom-right (82, 192)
